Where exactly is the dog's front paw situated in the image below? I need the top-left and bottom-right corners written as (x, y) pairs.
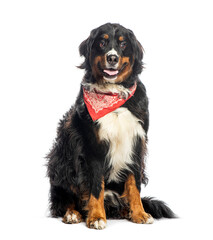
top-left (131, 211), bottom-right (154, 224)
top-left (86, 217), bottom-right (106, 230)
top-left (62, 210), bottom-right (82, 224)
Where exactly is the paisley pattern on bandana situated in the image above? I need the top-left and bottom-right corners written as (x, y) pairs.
top-left (83, 83), bottom-right (137, 121)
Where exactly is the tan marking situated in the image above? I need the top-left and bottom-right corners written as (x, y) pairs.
top-left (70, 184), bottom-right (78, 194)
top-left (104, 34), bottom-right (109, 39)
top-left (94, 125), bottom-right (101, 143)
top-left (81, 191), bottom-right (90, 202)
top-left (92, 55), bottom-right (105, 84)
top-left (86, 180), bottom-right (106, 229)
top-left (120, 206), bottom-right (130, 219)
top-left (122, 174), bottom-right (153, 224)
top-left (115, 56), bottom-right (132, 83)
top-left (119, 36), bottom-right (124, 41)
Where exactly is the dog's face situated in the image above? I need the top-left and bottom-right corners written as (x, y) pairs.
top-left (79, 23), bottom-right (143, 84)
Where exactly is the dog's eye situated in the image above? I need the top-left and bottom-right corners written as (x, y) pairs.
top-left (100, 40), bottom-right (106, 49)
top-left (120, 41), bottom-right (127, 50)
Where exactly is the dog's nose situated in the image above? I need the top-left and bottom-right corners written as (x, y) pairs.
top-left (107, 55), bottom-right (119, 66)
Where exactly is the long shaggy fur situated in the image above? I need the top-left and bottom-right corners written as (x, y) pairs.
top-left (46, 23), bottom-right (176, 225)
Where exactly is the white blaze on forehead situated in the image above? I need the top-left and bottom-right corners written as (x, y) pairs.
top-left (107, 48), bottom-right (119, 57)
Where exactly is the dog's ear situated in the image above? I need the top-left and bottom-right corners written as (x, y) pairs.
top-left (128, 29), bottom-right (144, 75)
top-left (78, 38), bottom-right (90, 69)
top-left (135, 40), bottom-right (144, 62)
top-left (78, 28), bottom-right (99, 70)
top-left (79, 38), bottom-right (89, 58)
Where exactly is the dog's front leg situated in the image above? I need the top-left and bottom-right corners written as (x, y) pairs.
top-left (123, 174), bottom-right (154, 224)
top-left (86, 174), bottom-right (106, 230)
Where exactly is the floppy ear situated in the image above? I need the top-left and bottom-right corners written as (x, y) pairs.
top-left (78, 38), bottom-right (90, 69)
top-left (79, 38), bottom-right (89, 58)
top-left (78, 28), bottom-right (99, 70)
top-left (128, 29), bottom-right (144, 75)
top-left (136, 40), bottom-right (144, 62)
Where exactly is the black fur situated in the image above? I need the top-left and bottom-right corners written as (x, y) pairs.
top-left (46, 23), bottom-right (176, 222)
top-left (142, 197), bottom-right (176, 219)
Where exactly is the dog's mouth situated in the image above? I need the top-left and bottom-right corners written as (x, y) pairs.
top-left (103, 69), bottom-right (119, 76)
top-left (98, 62), bottom-right (128, 80)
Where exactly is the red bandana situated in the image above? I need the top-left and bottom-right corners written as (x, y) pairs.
top-left (83, 83), bottom-right (137, 121)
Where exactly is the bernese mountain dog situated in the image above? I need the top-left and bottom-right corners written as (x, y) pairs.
top-left (47, 23), bottom-right (175, 230)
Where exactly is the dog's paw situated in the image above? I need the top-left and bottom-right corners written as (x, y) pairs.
top-left (62, 210), bottom-right (82, 224)
top-left (131, 212), bottom-right (154, 224)
top-left (86, 217), bottom-right (106, 230)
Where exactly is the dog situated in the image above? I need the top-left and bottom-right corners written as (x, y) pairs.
top-left (47, 23), bottom-right (175, 229)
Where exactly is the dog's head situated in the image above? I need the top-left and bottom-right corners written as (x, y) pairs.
top-left (79, 23), bottom-right (143, 85)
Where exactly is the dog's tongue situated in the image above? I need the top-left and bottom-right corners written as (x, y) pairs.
top-left (103, 69), bottom-right (118, 76)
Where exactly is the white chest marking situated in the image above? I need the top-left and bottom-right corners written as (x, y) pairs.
top-left (97, 107), bottom-right (146, 183)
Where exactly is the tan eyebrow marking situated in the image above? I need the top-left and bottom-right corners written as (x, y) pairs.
top-left (119, 36), bottom-right (124, 41)
top-left (104, 34), bottom-right (109, 39)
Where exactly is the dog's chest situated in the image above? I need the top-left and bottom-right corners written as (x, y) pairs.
top-left (97, 107), bottom-right (146, 183)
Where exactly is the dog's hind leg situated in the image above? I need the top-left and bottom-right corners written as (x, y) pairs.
top-left (49, 185), bottom-right (82, 223)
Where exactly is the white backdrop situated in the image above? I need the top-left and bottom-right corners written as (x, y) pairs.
top-left (0, 0), bottom-right (213, 239)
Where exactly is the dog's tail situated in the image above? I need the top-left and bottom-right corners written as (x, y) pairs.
top-left (104, 191), bottom-right (176, 219)
top-left (142, 197), bottom-right (176, 219)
